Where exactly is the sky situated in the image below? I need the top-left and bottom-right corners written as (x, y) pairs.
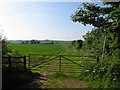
top-left (0, 2), bottom-right (103, 41)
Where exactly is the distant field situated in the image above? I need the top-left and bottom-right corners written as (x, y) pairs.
top-left (9, 43), bottom-right (66, 55)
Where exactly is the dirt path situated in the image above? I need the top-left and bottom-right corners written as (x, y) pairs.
top-left (20, 59), bottom-right (87, 88)
top-left (20, 60), bottom-right (59, 88)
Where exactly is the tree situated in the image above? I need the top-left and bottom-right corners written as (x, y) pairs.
top-left (71, 2), bottom-right (119, 29)
top-left (0, 28), bottom-right (12, 56)
top-left (77, 39), bottom-right (83, 49)
top-left (71, 39), bottom-right (83, 49)
top-left (71, 2), bottom-right (120, 56)
top-left (71, 2), bottom-right (120, 88)
top-left (72, 40), bottom-right (76, 45)
top-left (1, 38), bottom-right (12, 56)
top-left (30, 40), bottom-right (36, 44)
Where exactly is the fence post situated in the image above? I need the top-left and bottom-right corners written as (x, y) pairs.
top-left (28, 54), bottom-right (30, 70)
top-left (24, 55), bottom-right (26, 69)
top-left (59, 55), bottom-right (61, 72)
top-left (8, 55), bottom-right (11, 68)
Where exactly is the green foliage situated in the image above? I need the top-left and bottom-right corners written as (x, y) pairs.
top-left (71, 2), bottom-right (120, 56)
top-left (1, 38), bottom-right (12, 56)
top-left (71, 39), bottom-right (83, 50)
top-left (81, 57), bottom-right (120, 88)
top-left (71, 2), bottom-right (120, 88)
top-left (71, 3), bottom-right (108, 28)
top-left (71, 2), bottom-right (120, 52)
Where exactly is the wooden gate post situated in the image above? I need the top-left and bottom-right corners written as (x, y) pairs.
top-left (59, 55), bottom-right (61, 72)
top-left (8, 55), bottom-right (11, 68)
top-left (28, 54), bottom-right (30, 70)
top-left (24, 55), bottom-right (26, 69)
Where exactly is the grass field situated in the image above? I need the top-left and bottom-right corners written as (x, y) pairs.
top-left (9, 43), bottom-right (67, 55)
top-left (8, 41), bottom-right (89, 56)
top-left (6, 42), bottom-right (95, 88)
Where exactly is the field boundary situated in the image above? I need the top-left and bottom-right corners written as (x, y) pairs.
top-left (2, 54), bottom-right (99, 73)
top-left (2, 55), bottom-right (28, 69)
top-left (29, 54), bottom-right (99, 73)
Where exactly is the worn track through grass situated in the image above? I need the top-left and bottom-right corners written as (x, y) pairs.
top-left (20, 58), bottom-right (87, 88)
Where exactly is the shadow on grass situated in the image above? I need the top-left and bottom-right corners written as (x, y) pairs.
top-left (2, 66), bottom-right (42, 89)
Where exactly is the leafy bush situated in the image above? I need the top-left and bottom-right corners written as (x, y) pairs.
top-left (2, 38), bottom-right (12, 56)
top-left (80, 57), bottom-right (120, 88)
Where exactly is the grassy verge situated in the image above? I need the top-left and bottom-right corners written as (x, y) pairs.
top-left (44, 71), bottom-right (87, 88)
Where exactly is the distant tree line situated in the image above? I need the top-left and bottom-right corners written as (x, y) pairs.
top-left (22, 40), bottom-right (54, 44)
top-left (72, 39), bottom-right (83, 49)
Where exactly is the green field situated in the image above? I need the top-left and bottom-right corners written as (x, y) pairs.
top-left (6, 42), bottom-right (96, 88)
top-left (9, 43), bottom-right (67, 55)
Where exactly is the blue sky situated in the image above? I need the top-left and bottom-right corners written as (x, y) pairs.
top-left (0, 2), bottom-right (103, 41)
